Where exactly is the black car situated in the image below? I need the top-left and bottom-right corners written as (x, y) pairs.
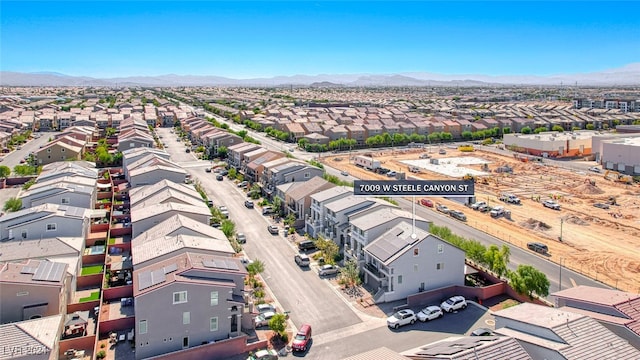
top-left (527, 242), bottom-right (548, 254)
top-left (205, 167), bottom-right (212, 173)
top-left (216, 174), bottom-right (223, 181)
top-left (298, 240), bottom-right (317, 252)
top-left (244, 200), bottom-right (254, 209)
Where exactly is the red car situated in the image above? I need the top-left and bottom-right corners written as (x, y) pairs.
top-left (291, 324), bottom-right (312, 352)
top-left (420, 198), bottom-right (434, 207)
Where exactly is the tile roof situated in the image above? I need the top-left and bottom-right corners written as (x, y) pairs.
top-left (0, 237), bottom-right (83, 262)
top-left (0, 314), bottom-right (62, 360)
top-left (402, 336), bottom-right (531, 360)
top-left (494, 303), bottom-right (640, 360)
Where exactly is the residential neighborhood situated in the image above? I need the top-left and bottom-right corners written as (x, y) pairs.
top-left (0, 86), bottom-right (638, 360)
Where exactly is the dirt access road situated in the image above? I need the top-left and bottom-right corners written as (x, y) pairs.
top-left (323, 147), bottom-right (640, 293)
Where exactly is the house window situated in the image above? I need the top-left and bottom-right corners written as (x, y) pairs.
top-left (413, 248), bottom-right (419, 256)
top-left (21, 230), bottom-right (27, 239)
top-left (397, 275), bottom-right (403, 284)
top-left (61, 198), bottom-right (70, 204)
top-left (210, 317), bottom-right (218, 331)
top-left (182, 337), bottom-right (189, 348)
top-left (183, 312), bottom-right (190, 325)
top-left (304, 172), bottom-right (310, 178)
top-left (173, 291), bottom-right (187, 304)
top-left (17, 291), bottom-right (29, 296)
top-left (61, 148), bottom-right (65, 152)
top-left (210, 291), bottom-right (218, 306)
top-left (437, 244), bottom-right (444, 254)
top-left (414, 264), bottom-right (418, 272)
top-left (47, 149), bottom-right (51, 153)
top-left (139, 320), bottom-right (147, 334)
top-left (436, 263), bottom-right (444, 270)
top-left (46, 223), bottom-right (57, 231)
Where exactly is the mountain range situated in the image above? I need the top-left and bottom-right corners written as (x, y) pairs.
top-left (1, 64), bottom-right (639, 87)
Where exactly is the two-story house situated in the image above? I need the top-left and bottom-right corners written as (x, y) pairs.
top-left (277, 176), bottom-right (333, 229)
top-left (305, 186), bottom-right (352, 238)
top-left (133, 252), bottom-right (246, 359)
top-left (0, 203), bottom-right (91, 241)
top-left (363, 221), bottom-right (465, 303)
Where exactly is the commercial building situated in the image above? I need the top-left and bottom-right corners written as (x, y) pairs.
top-left (503, 131), bottom-right (596, 157)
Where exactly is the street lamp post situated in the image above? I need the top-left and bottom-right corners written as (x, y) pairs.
top-left (559, 218), bottom-right (564, 242)
top-left (559, 257), bottom-right (563, 292)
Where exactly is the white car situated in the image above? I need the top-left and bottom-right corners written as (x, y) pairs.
top-left (254, 311), bottom-right (277, 327)
top-left (440, 296), bottom-right (467, 313)
top-left (417, 306), bottom-right (444, 322)
top-left (588, 166), bottom-right (602, 173)
top-left (255, 303), bottom-right (276, 314)
top-left (247, 349), bottom-right (279, 360)
top-left (542, 200), bottom-right (561, 210)
top-left (386, 309), bottom-right (417, 329)
top-left (318, 264), bottom-right (339, 276)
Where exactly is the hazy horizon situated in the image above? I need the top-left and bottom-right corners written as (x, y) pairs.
top-left (2, 1), bottom-right (639, 79)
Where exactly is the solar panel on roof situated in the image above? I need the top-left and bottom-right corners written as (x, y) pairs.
top-left (32, 261), bottom-right (65, 282)
top-left (202, 260), bottom-right (216, 268)
top-left (151, 269), bottom-right (166, 286)
top-left (163, 263), bottom-right (178, 274)
top-left (418, 347), bottom-right (464, 356)
top-left (138, 271), bottom-right (152, 290)
top-left (224, 260), bottom-right (239, 270)
top-left (21, 266), bottom-right (37, 274)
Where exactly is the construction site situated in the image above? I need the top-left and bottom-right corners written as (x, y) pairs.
top-left (323, 145), bottom-right (640, 293)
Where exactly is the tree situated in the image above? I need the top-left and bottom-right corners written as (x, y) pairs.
top-left (220, 219), bottom-right (236, 238)
top-left (338, 259), bottom-right (361, 290)
top-left (0, 165), bottom-right (10, 179)
top-left (521, 126), bottom-right (532, 134)
top-left (461, 131), bottom-right (473, 140)
top-left (586, 124), bottom-right (595, 130)
top-left (3, 197), bottom-right (22, 212)
top-left (268, 313), bottom-right (288, 340)
top-left (315, 237), bottom-right (340, 264)
top-left (502, 127), bottom-right (511, 134)
top-left (217, 146), bottom-right (228, 158)
top-left (246, 259), bottom-right (265, 281)
top-left (508, 264), bottom-right (550, 300)
top-left (228, 167), bottom-right (237, 180)
top-left (533, 127), bottom-right (546, 134)
top-left (484, 245), bottom-right (510, 278)
top-left (551, 125), bottom-right (564, 132)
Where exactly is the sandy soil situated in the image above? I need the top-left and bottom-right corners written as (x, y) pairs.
top-left (323, 147), bottom-right (640, 293)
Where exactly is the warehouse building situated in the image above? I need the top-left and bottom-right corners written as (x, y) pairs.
top-left (592, 133), bottom-right (640, 175)
top-left (503, 131), bottom-right (596, 158)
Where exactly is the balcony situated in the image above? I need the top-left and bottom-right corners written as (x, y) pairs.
top-left (364, 263), bottom-right (387, 280)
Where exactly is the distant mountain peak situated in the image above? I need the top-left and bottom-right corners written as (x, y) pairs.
top-left (2, 64), bottom-right (639, 87)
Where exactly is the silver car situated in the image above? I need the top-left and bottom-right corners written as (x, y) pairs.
top-left (255, 311), bottom-right (276, 327)
top-left (318, 264), bottom-right (339, 276)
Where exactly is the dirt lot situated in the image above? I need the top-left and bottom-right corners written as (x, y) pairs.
top-left (323, 147), bottom-right (640, 293)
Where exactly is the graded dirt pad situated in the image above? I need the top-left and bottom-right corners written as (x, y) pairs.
top-left (323, 148), bottom-right (640, 293)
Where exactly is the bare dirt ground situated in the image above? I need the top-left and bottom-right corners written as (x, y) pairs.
top-left (323, 147), bottom-right (640, 293)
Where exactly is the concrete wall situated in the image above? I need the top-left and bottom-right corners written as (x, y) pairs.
top-left (59, 335), bottom-right (96, 359)
top-left (103, 285), bottom-right (133, 302)
top-left (76, 274), bottom-right (103, 289)
top-left (0, 283), bottom-right (63, 323)
top-left (99, 317), bottom-right (135, 335)
top-left (146, 335), bottom-right (267, 360)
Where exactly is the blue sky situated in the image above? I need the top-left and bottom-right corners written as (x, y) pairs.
top-left (1, 1), bottom-right (638, 78)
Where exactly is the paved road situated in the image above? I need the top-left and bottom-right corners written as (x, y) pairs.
top-left (156, 127), bottom-right (364, 343)
top-left (1, 132), bottom-right (54, 168)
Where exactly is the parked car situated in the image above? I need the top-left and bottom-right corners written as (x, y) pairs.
top-left (318, 264), bottom-right (339, 276)
top-left (340, 170), bottom-right (349, 176)
top-left (490, 206), bottom-right (505, 218)
top-left (185, 148), bottom-right (191, 153)
top-left (438, 148), bottom-right (446, 154)
top-left (471, 201), bottom-right (487, 210)
top-left (205, 167), bottom-right (212, 173)
top-left (593, 203), bottom-right (610, 209)
top-left (247, 349), bottom-right (278, 360)
top-left (236, 233), bottom-right (246, 244)
top-left (254, 311), bottom-right (276, 327)
top-left (219, 206), bottom-right (229, 218)
top-left (216, 174), bottom-right (224, 181)
top-left (471, 328), bottom-right (495, 336)
top-left (449, 210), bottom-right (467, 221)
top-left (542, 200), bottom-right (561, 210)
top-left (255, 303), bottom-right (276, 314)
top-left (499, 193), bottom-right (521, 204)
top-left (476, 204), bottom-right (489, 212)
top-left (298, 240), bottom-right (317, 252)
top-left (417, 306), bottom-right (444, 322)
top-left (436, 204), bottom-right (450, 214)
top-left (238, 181), bottom-right (249, 188)
top-left (386, 171), bottom-right (397, 177)
top-left (267, 225), bottom-right (279, 234)
top-left (206, 200), bottom-right (213, 207)
top-left (419, 198), bottom-right (434, 207)
top-left (588, 166), bottom-right (602, 173)
top-left (294, 253), bottom-right (310, 267)
top-left (244, 200), bottom-right (255, 209)
top-left (440, 296), bottom-right (467, 313)
top-left (291, 324), bottom-right (312, 352)
top-left (219, 169), bottom-right (229, 176)
top-left (262, 206), bottom-right (274, 215)
top-left (386, 309), bottom-right (417, 329)
top-left (419, 153), bottom-right (431, 159)
top-left (527, 242), bottom-right (548, 254)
